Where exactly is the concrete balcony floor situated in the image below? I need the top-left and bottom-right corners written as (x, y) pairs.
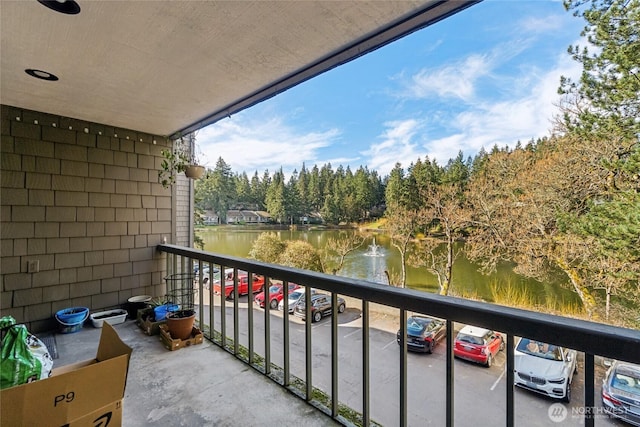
top-left (54, 320), bottom-right (340, 427)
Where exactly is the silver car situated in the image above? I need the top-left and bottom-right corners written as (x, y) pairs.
top-left (602, 361), bottom-right (640, 426)
top-left (278, 288), bottom-right (315, 313)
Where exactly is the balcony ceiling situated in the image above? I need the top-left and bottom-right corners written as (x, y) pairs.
top-left (0, 1), bottom-right (478, 138)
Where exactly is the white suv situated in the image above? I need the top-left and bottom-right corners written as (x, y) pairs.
top-left (514, 338), bottom-right (577, 402)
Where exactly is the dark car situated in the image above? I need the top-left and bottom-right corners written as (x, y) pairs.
top-left (396, 315), bottom-right (446, 353)
top-left (293, 293), bottom-right (346, 322)
top-left (454, 325), bottom-right (504, 367)
top-left (602, 361), bottom-right (640, 426)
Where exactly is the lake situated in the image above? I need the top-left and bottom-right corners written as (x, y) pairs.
top-left (197, 226), bottom-right (580, 310)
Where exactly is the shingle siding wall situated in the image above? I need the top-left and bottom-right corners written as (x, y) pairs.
top-left (0, 105), bottom-right (174, 332)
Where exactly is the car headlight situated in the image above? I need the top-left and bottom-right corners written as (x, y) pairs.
top-left (548, 378), bottom-right (566, 384)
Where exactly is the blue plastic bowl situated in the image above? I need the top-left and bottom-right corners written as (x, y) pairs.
top-left (154, 304), bottom-right (179, 321)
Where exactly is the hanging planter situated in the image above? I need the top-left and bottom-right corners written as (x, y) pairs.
top-left (158, 133), bottom-right (206, 187)
top-left (184, 165), bottom-right (205, 179)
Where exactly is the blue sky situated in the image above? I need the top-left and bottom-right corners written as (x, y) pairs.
top-left (197, 1), bottom-right (585, 178)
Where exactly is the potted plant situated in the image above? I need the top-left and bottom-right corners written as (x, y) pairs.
top-left (158, 134), bottom-right (205, 187)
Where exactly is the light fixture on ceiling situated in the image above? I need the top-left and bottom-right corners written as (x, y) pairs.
top-left (25, 69), bottom-right (59, 81)
top-left (37, 0), bottom-right (81, 15)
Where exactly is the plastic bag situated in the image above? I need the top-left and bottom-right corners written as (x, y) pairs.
top-left (0, 316), bottom-right (53, 389)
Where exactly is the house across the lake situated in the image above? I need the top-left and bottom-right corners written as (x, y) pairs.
top-left (224, 210), bottom-right (272, 224)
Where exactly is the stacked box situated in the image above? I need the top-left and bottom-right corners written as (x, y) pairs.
top-left (159, 324), bottom-right (204, 351)
top-left (136, 308), bottom-right (166, 336)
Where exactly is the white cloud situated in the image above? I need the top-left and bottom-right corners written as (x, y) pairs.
top-left (361, 119), bottom-right (424, 176)
top-left (196, 113), bottom-right (340, 175)
top-left (408, 54), bottom-right (491, 101)
top-left (519, 15), bottom-right (565, 34)
top-left (401, 39), bottom-right (531, 103)
top-left (422, 52), bottom-right (582, 163)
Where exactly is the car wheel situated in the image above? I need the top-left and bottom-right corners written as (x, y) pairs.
top-left (270, 299), bottom-right (278, 309)
top-left (485, 354), bottom-right (493, 368)
top-left (563, 382), bottom-right (571, 403)
top-left (427, 339), bottom-right (435, 354)
top-left (313, 311), bottom-right (322, 323)
top-left (338, 303), bottom-right (345, 313)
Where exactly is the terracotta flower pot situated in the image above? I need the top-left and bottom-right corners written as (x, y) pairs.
top-left (185, 165), bottom-right (205, 179)
top-left (166, 309), bottom-right (196, 340)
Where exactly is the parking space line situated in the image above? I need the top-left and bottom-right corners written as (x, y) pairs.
top-left (490, 368), bottom-right (506, 391)
top-left (344, 329), bottom-right (360, 338)
top-left (382, 339), bottom-right (397, 350)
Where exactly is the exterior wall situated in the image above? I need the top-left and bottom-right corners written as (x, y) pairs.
top-left (175, 174), bottom-right (191, 247)
top-left (0, 105), bottom-right (172, 332)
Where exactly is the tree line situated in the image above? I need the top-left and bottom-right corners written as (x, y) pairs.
top-left (195, 161), bottom-right (385, 224)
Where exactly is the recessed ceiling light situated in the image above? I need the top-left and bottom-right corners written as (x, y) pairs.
top-left (37, 0), bottom-right (81, 15)
top-left (25, 69), bottom-right (59, 81)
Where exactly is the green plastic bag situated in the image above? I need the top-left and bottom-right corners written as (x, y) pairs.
top-left (0, 316), bottom-right (53, 389)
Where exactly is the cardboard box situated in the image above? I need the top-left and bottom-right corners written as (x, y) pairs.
top-left (0, 323), bottom-right (132, 426)
top-left (136, 307), bottom-right (166, 336)
top-left (159, 324), bottom-right (204, 351)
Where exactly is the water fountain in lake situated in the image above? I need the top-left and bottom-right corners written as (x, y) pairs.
top-left (364, 237), bottom-right (384, 257)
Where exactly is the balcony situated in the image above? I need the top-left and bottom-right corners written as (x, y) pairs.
top-left (77, 244), bottom-right (632, 427)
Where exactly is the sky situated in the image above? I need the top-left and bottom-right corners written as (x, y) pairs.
top-left (196, 1), bottom-right (586, 178)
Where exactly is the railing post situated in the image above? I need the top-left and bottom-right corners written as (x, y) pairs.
top-left (283, 281), bottom-right (290, 387)
top-left (362, 300), bottom-right (370, 427)
top-left (198, 260), bottom-right (203, 329)
top-left (305, 285), bottom-right (312, 401)
top-left (208, 262), bottom-right (215, 342)
top-left (446, 319), bottom-right (454, 427)
top-left (584, 353), bottom-right (595, 427)
top-left (220, 265), bottom-right (227, 349)
top-left (233, 269), bottom-right (240, 356)
top-left (400, 309), bottom-right (407, 427)
top-left (506, 334), bottom-right (515, 427)
top-left (246, 269), bottom-right (254, 364)
top-left (331, 292), bottom-right (338, 418)
top-left (264, 276), bottom-right (271, 375)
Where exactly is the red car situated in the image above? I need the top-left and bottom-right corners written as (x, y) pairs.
top-left (254, 283), bottom-right (301, 309)
top-left (213, 272), bottom-right (265, 298)
top-left (454, 325), bottom-right (504, 367)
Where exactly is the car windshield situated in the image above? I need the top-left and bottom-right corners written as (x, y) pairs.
top-left (289, 291), bottom-right (303, 300)
top-left (517, 339), bottom-right (563, 361)
top-left (407, 317), bottom-right (431, 329)
top-left (268, 285), bottom-right (280, 293)
top-left (457, 334), bottom-right (484, 345)
top-left (612, 370), bottom-right (640, 395)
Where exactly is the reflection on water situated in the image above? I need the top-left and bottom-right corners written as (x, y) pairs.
top-left (198, 227), bottom-right (579, 309)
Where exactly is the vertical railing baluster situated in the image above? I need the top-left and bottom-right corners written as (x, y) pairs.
top-left (247, 269), bottom-right (254, 364)
top-left (400, 309), bottom-right (407, 427)
top-left (283, 281), bottom-right (290, 387)
top-left (362, 300), bottom-right (370, 427)
top-left (305, 285), bottom-right (312, 401)
top-left (220, 265), bottom-right (227, 349)
top-left (264, 276), bottom-right (271, 375)
top-left (208, 262), bottom-right (215, 342)
top-left (331, 292), bottom-right (338, 418)
top-left (506, 334), bottom-right (515, 427)
top-left (198, 260), bottom-right (203, 329)
top-left (446, 319), bottom-right (454, 427)
top-left (233, 269), bottom-right (240, 356)
top-left (584, 353), bottom-right (595, 427)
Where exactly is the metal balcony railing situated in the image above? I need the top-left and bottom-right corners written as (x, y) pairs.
top-left (158, 244), bottom-right (640, 427)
